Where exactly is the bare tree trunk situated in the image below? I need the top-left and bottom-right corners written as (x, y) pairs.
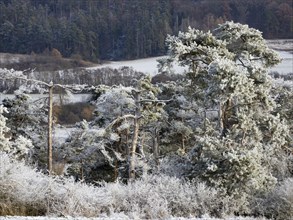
top-left (48, 85), bottom-right (53, 174)
top-left (218, 102), bottom-right (224, 134)
top-left (129, 116), bottom-right (140, 180)
top-left (181, 117), bottom-right (186, 152)
top-left (129, 91), bottom-right (140, 181)
top-left (203, 110), bottom-right (207, 133)
top-left (152, 128), bottom-right (159, 167)
top-left (80, 159), bottom-right (84, 181)
top-left (221, 99), bottom-right (231, 137)
top-left (181, 134), bottom-right (185, 152)
top-left (126, 129), bottom-right (129, 157)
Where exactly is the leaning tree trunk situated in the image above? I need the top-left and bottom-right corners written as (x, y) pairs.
top-left (48, 85), bottom-right (53, 174)
top-left (129, 90), bottom-right (141, 181)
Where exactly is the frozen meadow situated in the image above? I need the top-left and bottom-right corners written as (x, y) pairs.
top-left (269, 50), bottom-right (293, 74)
top-left (88, 39), bottom-right (293, 76)
top-left (86, 51), bottom-right (292, 76)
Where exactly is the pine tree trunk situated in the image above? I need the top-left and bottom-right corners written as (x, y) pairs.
top-left (126, 128), bottom-right (129, 157)
top-left (221, 99), bottom-right (232, 137)
top-left (218, 102), bottom-right (224, 134)
top-left (48, 85), bottom-right (53, 174)
top-left (181, 134), bottom-right (185, 152)
top-left (152, 128), bottom-right (159, 167)
top-left (129, 91), bottom-right (140, 181)
top-left (129, 116), bottom-right (140, 180)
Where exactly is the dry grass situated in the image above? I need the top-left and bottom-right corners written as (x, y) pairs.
top-left (0, 196), bottom-right (46, 216)
top-left (53, 102), bottom-right (95, 124)
top-left (0, 52), bottom-right (95, 72)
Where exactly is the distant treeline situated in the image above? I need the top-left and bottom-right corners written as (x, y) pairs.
top-left (0, 0), bottom-right (292, 61)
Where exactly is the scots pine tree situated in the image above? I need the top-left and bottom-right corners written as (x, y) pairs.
top-left (164, 21), bottom-right (292, 202)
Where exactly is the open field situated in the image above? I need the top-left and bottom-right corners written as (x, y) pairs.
top-left (88, 39), bottom-right (292, 76)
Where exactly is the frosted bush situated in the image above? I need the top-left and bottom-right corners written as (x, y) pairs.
top-left (104, 174), bottom-right (239, 218)
top-left (192, 136), bottom-right (277, 190)
top-left (0, 153), bottom-right (112, 217)
top-left (0, 153), bottom-right (245, 218)
top-left (254, 178), bottom-right (293, 220)
top-left (0, 105), bottom-right (11, 153)
top-left (11, 135), bottom-right (33, 160)
top-left (0, 105), bottom-right (33, 161)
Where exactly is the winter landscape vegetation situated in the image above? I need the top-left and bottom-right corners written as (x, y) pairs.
top-left (0, 0), bottom-right (293, 220)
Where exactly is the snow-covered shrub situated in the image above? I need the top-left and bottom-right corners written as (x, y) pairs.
top-left (253, 178), bottom-right (293, 220)
top-left (0, 153), bottom-right (47, 215)
top-left (2, 94), bottom-right (46, 164)
top-left (159, 154), bottom-right (193, 178)
top-left (106, 174), bottom-right (236, 219)
top-left (187, 135), bottom-right (278, 214)
top-left (0, 153), bottom-right (112, 217)
top-left (0, 105), bottom-right (33, 161)
top-left (0, 152), bottom-right (245, 218)
top-left (10, 135), bottom-right (33, 160)
top-left (58, 121), bottom-right (120, 182)
top-left (0, 105), bottom-right (11, 153)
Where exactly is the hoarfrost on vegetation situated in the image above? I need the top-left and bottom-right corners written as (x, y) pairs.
top-left (0, 152), bottom-right (255, 219)
top-left (162, 21), bottom-right (292, 205)
top-left (0, 21), bottom-right (292, 220)
top-left (0, 105), bottom-right (32, 160)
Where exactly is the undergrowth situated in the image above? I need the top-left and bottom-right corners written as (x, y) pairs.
top-left (0, 153), bottom-right (292, 219)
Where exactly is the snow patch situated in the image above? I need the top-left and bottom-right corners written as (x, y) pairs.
top-left (88, 46), bottom-right (292, 76)
top-left (87, 56), bottom-right (186, 76)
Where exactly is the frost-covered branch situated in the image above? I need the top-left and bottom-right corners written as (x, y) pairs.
top-left (106, 114), bottom-right (136, 131)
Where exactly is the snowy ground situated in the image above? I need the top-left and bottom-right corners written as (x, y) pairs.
top-left (87, 55), bottom-right (186, 76)
top-left (0, 93), bottom-right (92, 105)
top-left (266, 39), bottom-right (293, 51)
top-left (87, 39), bottom-right (293, 76)
top-left (88, 51), bottom-right (292, 76)
top-left (53, 126), bottom-right (77, 145)
top-left (0, 216), bottom-right (266, 220)
top-left (270, 50), bottom-right (293, 74)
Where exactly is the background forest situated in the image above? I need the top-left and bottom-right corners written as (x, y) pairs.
top-left (0, 0), bottom-right (292, 61)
